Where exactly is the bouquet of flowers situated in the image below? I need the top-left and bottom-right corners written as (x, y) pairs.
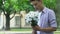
top-left (25, 11), bottom-right (39, 26)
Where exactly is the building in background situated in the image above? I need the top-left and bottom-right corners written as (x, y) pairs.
top-left (0, 11), bottom-right (31, 29)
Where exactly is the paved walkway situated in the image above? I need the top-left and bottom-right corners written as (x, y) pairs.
top-left (0, 31), bottom-right (32, 34)
top-left (0, 31), bottom-right (60, 34)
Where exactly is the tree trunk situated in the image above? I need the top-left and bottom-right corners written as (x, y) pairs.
top-left (5, 14), bottom-right (10, 30)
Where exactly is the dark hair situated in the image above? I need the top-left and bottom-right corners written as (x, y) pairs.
top-left (30, 0), bottom-right (41, 2)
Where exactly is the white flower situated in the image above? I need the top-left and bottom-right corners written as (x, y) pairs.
top-left (25, 11), bottom-right (39, 24)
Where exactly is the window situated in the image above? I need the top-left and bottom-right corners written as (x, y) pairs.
top-left (15, 16), bottom-right (21, 27)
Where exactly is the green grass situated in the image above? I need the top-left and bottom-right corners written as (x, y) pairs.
top-left (10, 28), bottom-right (32, 31)
top-left (0, 29), bottom-right (60, 34)
top-left (54, 31), bottom-right (60, 34)
top-left (10, 28), bottom-right (60, 34)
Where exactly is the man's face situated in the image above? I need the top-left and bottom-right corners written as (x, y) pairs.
top-left (31, 1), bottom-right (42, 10)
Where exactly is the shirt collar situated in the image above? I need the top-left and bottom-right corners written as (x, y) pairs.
top-left (36, 7), bottom-right (47, 13)
top-left (42, 7), bottom-right (46, 13)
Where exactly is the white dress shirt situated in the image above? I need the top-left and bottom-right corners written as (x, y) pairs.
top-left (37, 11), bottom-right (42, 34)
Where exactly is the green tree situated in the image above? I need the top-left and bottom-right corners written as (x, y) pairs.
top-left (0, 0), bottom-right (2, 10)
top-left (17, 0), bottom-right (34, 13)
top-left (43, 0), bottom-right (56, 11)
top-left (0, 0), bottom-right (34, 30)
top-left (3, 0), bottom-right (17, 30)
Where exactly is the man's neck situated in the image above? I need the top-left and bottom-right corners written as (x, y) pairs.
top-left (37, 6), bottom-right (44, 12)
top-left (40, 6), bottom-right (44, 11)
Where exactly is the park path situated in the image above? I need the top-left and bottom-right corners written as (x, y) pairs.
top-left (0, 31), bottom-right (32, 34)
top-left (0, 31), bottom-right (60, 34)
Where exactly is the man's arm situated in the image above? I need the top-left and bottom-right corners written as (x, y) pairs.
top-left (32, 10), bottom-right (57, 32)
top-left (40, 27), bottom-right (57, 32)
top-left (32, 26), bottom-right (57, 32)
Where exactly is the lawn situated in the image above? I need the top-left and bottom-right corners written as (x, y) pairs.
top-left (10, 28), bottom-right (32, 31)
top-left (0, 28), bottom-right (60, 34)
top-left (10, 28), bottom-right (60, 34)
top-left (54, 31), bottom-right (60, 34)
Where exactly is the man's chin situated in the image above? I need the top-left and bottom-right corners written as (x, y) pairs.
top-left (36, 8), bottom-right (40, 10)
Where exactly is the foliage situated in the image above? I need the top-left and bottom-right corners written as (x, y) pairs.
top-left (17, 0), bottom-right (35, 12)
top-left (43, 0), bottom-right (56, 10)
top-left (4, 0), bottom-right (34, 13)
top-left (0, 0), bottom-right (3, 10)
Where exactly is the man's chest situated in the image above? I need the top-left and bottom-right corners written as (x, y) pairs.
top-left (38, 13), bottom-right (49, 28)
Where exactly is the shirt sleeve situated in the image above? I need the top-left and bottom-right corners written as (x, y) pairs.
top-left (48, 10), bottom-right (57, 28)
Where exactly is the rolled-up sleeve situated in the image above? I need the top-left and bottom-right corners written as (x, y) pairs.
top-left (48, 10), bottom-right (57, 28)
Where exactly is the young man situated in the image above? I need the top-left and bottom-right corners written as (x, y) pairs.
top-left (30, 0), bottom-right (57, 34)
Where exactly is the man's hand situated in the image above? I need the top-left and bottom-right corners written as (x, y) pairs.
top-left (31, 18), bottom-right (38, 26)
top-left (32, 25), bottom-right (41, 31)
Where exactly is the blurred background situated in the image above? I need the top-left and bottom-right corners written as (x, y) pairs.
top-left (0, 0), bottom-right (60, 34)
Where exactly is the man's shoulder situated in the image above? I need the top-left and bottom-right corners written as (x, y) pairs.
top-left (45, 7), bottom-right (55, 13)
